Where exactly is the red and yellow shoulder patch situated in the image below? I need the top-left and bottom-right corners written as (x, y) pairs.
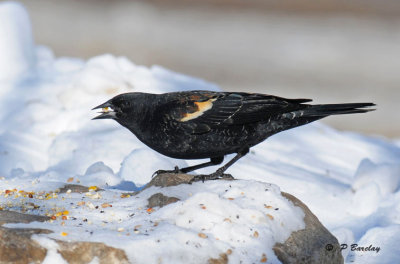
top-left (180, 98), bottom-right (216, 122)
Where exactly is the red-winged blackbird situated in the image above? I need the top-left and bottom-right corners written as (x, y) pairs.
top-left (93, 90), bottom-right (374, 181)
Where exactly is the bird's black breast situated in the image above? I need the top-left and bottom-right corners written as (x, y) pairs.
top-left (135, 118), bottom-right (266, 159)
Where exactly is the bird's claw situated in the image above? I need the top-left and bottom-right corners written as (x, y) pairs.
top-left (152, 166), bottom-right (181, 178)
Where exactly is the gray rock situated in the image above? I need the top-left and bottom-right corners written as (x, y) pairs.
top-left (147, 192), bottom-right (180, 208)
top-left (122, 173), bottom-right (194, 197)
top-left (273, 192), bottom-right (344, 264)
top-left (0, 226), bottom-right (52, 264)
top-left (56, 240), bottom-right (129, 264)
top-left (59, 184), bottom-right (103, 193)
top-left (0, 210), bottom-right (50, 226)
top-left (0, 210), bottom-right (52, 263)
top-left (0, 209), bottom-right (128, 264)
top-left (0, 226), bottom-right (129, 264)
top-left (145, 173), bottom-right (194, 189)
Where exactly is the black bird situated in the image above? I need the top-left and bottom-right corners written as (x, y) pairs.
top-left (92, 90), bottom-right (374, 181)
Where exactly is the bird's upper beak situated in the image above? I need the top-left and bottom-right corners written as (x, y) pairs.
top-left (92, 101), bottom-right (116, 120)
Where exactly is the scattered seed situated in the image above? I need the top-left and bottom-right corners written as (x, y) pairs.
top-left (101, 203), bottom-right (112, 208)
top-left (86, 202), bottom-right (95, 209)
top-left (260, 253), bottom-right (267, 263)
top-left (88, 186), bottom-right (98, 191)
top-left (88, 193), bottom-right (101, 199)
top-left (198, 233), bottom-right (207, 239)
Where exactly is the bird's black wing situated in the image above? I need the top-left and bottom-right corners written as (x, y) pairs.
top-left (163, 91), bottom-right (311, 134)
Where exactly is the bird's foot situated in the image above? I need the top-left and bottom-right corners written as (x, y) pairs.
top-left (191, 173), bottom-right (234, 183)
top-left (152, 166), bottom-right (181, 178)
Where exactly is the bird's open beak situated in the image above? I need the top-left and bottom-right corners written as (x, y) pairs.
top-left (92, 102), bottom-right (116, 120)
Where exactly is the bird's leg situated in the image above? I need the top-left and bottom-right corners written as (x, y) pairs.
top-left (181, 157), bottom-right (224, 173)
top-left (192, 148), bottom-right (249, 182)
top-left (152, 157), bottom-right (224, 177)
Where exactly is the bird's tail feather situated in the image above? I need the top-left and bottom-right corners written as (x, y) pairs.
top-left (303, 103), bottom-right (375, 117)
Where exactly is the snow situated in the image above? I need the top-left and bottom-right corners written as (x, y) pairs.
top-left (353, 159), bottom-right (400, 196)
top-left (1, 2), bottom-right (400, 264)
top-left (119, 149), bottom-right (187, 186)
top-left (354, 225), bottom-right (400, 264)
top-left (0, 1), bottom-right (35, 82)
top-left (34, 236), bottom-right (68, 264)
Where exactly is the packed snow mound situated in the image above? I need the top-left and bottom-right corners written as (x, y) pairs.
top-left (1, 3), bottom-right (400, 263)
top-left (6, 180), bottom-right (304, 263)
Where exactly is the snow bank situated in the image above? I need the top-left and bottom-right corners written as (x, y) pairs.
top-left (1, 3), bottom-right (400, 263)
top-left (353, 159), bottom-right (400, 196)
top-left (0, 1), bottom-right (35, 82)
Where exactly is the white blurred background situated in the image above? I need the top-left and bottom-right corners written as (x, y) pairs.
top-left (18, 0), bottom-right (400, 137)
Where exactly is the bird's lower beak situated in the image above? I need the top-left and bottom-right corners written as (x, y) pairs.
top-left (92, 111), bottom-right (116, 120)
top-left (92, 101), bottom-right (116, 120)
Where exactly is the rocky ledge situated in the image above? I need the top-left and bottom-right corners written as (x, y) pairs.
top-left (0, 173), bottom-right (343, 264)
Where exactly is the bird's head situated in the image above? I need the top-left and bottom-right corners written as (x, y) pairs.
top-left (92, 93), bottom-right (138, 122)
